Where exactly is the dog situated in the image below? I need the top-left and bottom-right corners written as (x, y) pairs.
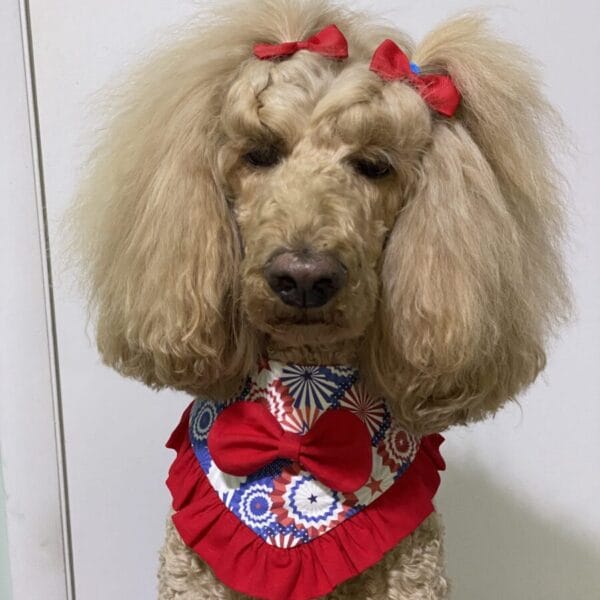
top-left (71, 0), bottom-right (569, 597)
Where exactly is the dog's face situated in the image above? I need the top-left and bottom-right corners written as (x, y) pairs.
top-left (74, 1), bottom-right (568, 432)
top-left (219, 57), bottom-right (431, 345)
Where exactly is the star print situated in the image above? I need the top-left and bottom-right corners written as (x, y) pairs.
top-left (366, 478), bottom-right (383, 494)
top-left (308, 494), bottom-right (318, 504)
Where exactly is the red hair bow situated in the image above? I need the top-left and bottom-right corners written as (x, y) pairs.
top-left (208, 402), bottom-right (372, 493)
top-left (254, 24), bottom-right (349, 60)
top-left (370, 39), bottom-right (461, 117)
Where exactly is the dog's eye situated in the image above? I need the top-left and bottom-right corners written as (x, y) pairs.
top-left (351, 158), bottom-right (393, 180)
top-left (243, 145), bottom-right (281, 168)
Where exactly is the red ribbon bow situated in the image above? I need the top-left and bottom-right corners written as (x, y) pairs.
top-left (208, 402), bottom-right (372, 493)
top-left (254, 24), bottom-right (349, 61)
top-left (370, 39), bottom-right (461, 117)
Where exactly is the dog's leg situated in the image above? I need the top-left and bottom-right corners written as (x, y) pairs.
top-left (158, 517), bottom-right (246, 600)
top-left (326, 514), bottom-right (448, 600)
top-left (385, 513), bottom-right (449, 600)
top-left (158, 514), bottom-right (447, 600)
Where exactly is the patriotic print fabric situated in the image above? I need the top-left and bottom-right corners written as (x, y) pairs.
top-left (189, 360), bottom-right (420, 548)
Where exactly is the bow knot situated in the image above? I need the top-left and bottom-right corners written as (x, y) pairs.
top-left (208, 402), bottom-right (372, 493)
top-left (278, 430), bottom-right (302, 463)
top-left (370, 39), bottom-right (461, 117)
top-left (254, 24), bottom-right (349, 61)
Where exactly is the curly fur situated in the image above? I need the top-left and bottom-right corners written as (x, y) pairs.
top-left (71, 0), bottom-right (569, 597)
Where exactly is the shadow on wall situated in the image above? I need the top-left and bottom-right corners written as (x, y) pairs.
top-left (438, 466), bottom-right (600, 600)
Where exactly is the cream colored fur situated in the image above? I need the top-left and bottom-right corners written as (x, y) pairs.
top-left (71, 0), bottom-right (569, 597)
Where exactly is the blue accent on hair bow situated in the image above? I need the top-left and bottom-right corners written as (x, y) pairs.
top-left (409, 61), bottom-right (421, 74)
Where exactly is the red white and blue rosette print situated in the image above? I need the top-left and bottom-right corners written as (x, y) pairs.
top-left (271, 465), bottom-right (352, 542)
top-left (340, 382), bottom-right (388, 439)
top-left (188, 360), bottom-right (421, 548)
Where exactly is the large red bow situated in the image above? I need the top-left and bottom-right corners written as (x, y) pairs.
top-left (370, 39), bottom-right (461, 117)
top-left (208, 402), bottom-right (372, 493)
top-left (254, 24), bottom-right (349, 61)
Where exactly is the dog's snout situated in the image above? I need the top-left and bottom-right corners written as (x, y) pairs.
top-left (264, 251), bottom-right (347, 309)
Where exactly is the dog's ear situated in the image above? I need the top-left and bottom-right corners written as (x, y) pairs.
top-left (72, 34), bottom-right (258, 395)
top-left (362, 15), bottom-right (569, 433)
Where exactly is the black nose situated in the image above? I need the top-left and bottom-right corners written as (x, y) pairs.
top-left (264, 251), bottom-right (347, 309)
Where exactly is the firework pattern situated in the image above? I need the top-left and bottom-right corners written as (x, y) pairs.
top-left (188, 360), bottom-right (420, 548)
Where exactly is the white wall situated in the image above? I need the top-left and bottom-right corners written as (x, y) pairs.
top-left (1, 1), bottom-right (70, 599)
top-left (4, 1), bottom-right (598, 599)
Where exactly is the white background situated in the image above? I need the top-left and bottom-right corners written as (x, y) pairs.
top-left (3, 1), bottom-right (599, 599)
top-left (1, 1), bottom-right (69, 598)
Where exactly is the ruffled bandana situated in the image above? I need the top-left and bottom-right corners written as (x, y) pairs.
top-left (167, 360), bottom-right (445, 600)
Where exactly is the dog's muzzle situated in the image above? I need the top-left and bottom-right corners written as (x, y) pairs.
top-left (264, 250), bottom-right (347, 309)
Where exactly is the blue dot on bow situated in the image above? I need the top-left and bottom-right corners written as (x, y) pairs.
top-left (410, 61), bottom-right (421, 75)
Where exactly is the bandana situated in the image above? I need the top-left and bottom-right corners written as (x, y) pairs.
top-left (167, 359), bottom-right (444, 600)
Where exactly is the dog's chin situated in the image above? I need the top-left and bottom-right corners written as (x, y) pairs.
top-left (248, 306), bottom-right (363, 346)
top-left (263, 320), bottom-right (359, 346)
top-left (243, 279), bottom-right (377, 348)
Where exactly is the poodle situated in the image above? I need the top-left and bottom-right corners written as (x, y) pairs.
top-left (71, 0), bottom-right (569, 598)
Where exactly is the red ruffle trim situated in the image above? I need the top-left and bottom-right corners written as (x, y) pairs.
top-left (166, 404), bottom-right (445, 600)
